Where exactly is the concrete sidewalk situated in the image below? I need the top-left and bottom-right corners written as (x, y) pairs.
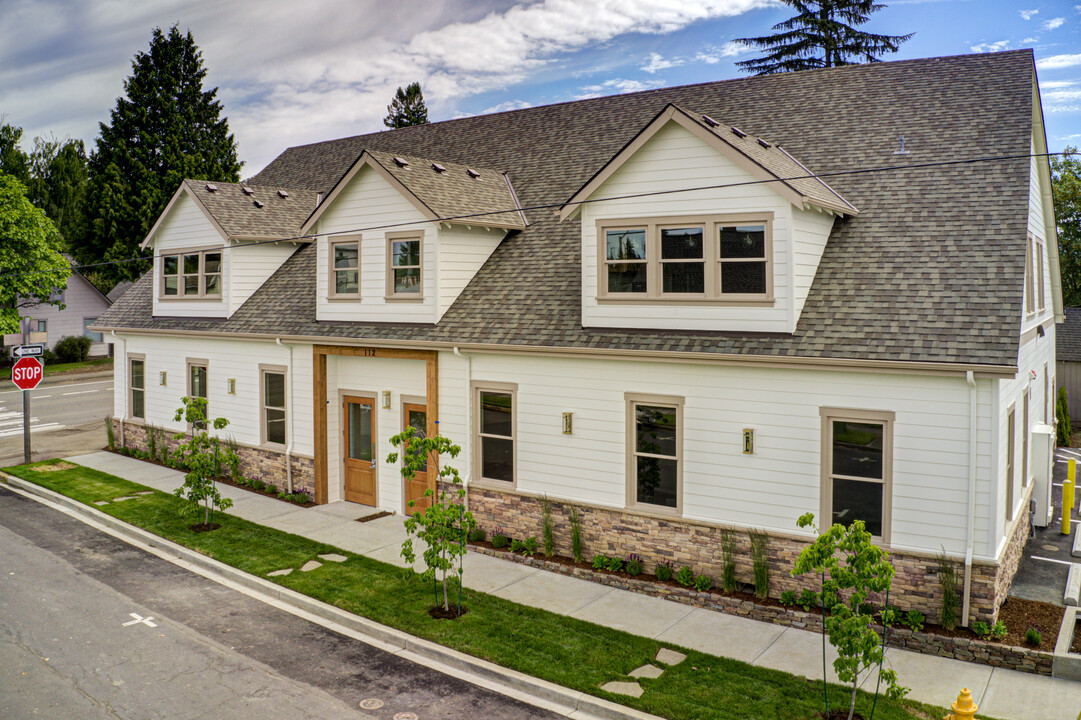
top-left (61, 451), bottom-right (1081, 720)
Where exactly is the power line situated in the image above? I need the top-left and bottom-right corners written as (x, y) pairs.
top-left (1, 149), bottom-right (1073, 281)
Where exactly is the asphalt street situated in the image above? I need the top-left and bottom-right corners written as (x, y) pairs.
top-left (0, 377), bottom-right (113, 466)
top-left (0, 485), bottom-right (558, 720)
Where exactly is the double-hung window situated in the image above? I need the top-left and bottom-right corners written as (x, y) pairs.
top-left (261, 366), bottom-right (287, 446)
top-left (162, 249), bottom-right (222, 298)
top-left (129, 355), bottom-right (145, 420)
top-left (387, 232), bottom-right (422, 298)
top-left (599, 215), bottom-right (771, 301)
top-left (474, 383), bottom-right (515, 484)
top-left (821, 408), bottom-right (893, 542)
top-left (627, 393), bottom-right (683, 512)
top-left (83, 318), bottom-right (102, 342)
top-left (329, 238), bottom-right (359, 297)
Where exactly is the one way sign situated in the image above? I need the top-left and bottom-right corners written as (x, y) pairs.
top-left (12, 345), bottom-right (43, 358)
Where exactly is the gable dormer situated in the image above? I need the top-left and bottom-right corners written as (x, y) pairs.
top-left (561, 104), bottom-right (857, 333)
top-left (303, 150), bottom-right (526, 324)
top-left (142, 180), bottom-right (316, 318)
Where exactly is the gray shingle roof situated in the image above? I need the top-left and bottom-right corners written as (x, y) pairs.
top-left (100, 50), bottom-right (1039, 368)
top-left (182, 180), bottom-right (318, 239)
top-left (1058, 308), bottom-right (1081, 362)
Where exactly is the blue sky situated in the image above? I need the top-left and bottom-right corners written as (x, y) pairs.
top-left (2, 0), bottom-right (1081, 175)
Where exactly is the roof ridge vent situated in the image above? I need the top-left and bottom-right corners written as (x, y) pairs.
top-left (432, 162), bottom-right (447, 173)
top-left (205, 182), bottom-right (218, 192)
top-left (277, 189), bottom-right (289, 198)
top-left (756, 138), bottom-right (771, 149)
top-left (393, 156), bottom-right (409, 167)
top-left (241, 186), bottom-right (254, 195)
top-left (253, 199), bottom-right (265, 208)
top-left (466, 168), bottom-right (480, 179)
top-left (701, 114), bottom-right (720, 128)
top-left (730, 126), bottom-right (747, 138)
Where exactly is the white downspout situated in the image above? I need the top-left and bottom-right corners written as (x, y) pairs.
top-left (963, 370), bottom-right (977, 626)
top-left (453, 346), bottom-right (472, 510)
top-left (112, 331), bottom-right (125, 448)
top-left (276, 338), bottom-right (294, 494)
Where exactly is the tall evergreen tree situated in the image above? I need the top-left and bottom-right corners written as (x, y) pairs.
top-left (1053, 147), bottom-right (1081, 307)
top-left (0, 122), bottom-right (31, 186)
top-left (27, 136), bottom-right (88, 248)
top-left (383, 82), bottom-right (430, 129)
top-left (735, 1), bottom-right (913, 75)
top-left (79, 25), bottom-right (241, 282)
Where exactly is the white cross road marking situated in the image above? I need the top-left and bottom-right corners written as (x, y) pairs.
top-left (122, 613), bottom-right (157, 628)
top-left (0, 422), bottom-right (62, 438)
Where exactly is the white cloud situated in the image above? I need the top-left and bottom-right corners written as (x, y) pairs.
top-left (1042, 80), bottom-right (1078, 89)
top-left (575, 78), bottom-right (666, 99)
top-left (970, 40), bottom-right (1011, 53)
top-left (641, 52), bottom-right (685, 73)
top-left (1044, 17), bottom-right (1066, 30)
top-left (694, 41), bottom-right (747, 63)
top-left (479, 99), bottom-right (534, 114)
top-left (1038, 53), bottom-right (1081, 69)
top-left (1020, 9), bottom-right (1039, 20)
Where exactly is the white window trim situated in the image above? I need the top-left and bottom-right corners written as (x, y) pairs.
top-left (625, 392), bottom-right (684, 516)
top-left (160, 247), bottom-right (223, 300)
top-left (819, 406), bottom-right (894, 545)
top-left (385, 231), bottom-right (424, 301)
top-left (1005, 403), bottom-right (1016, 522)
top-left (471, 381), bottom-right (517, 488)
top-left (327, 236), bottom-right (361, 300)
top-left (260, 364), bottom-right (288, 449)
top-left (597, 213), bottom-right (774, 305)
top-left (128, 353), bottom-right (146, 423)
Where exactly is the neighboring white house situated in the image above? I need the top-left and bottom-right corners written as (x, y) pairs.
top-left (20, 257), bottom-right (114, 357)
top-left (95, 50), bottom-right (1061, 626)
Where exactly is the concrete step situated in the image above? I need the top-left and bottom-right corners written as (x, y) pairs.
top-left (1067, 565), bottom-right (1081, 606)
top-left (1074, 528), bottom-right (1081, 558)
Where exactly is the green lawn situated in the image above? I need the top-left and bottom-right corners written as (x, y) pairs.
top-left (43, 357), bottom-right (113, 376)
top-left (4, 459), bottom-right (954, 720)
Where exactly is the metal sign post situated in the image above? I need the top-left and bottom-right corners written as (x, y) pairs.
top-left (10, 319), bottom-right (46, 464)
top-left (22, 320), bottom-right (29, 465)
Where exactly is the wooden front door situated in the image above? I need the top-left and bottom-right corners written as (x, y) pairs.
top-left (403, 403), bottom-right (433, 515)
top-left (343, 396), bottom-right (377, 505)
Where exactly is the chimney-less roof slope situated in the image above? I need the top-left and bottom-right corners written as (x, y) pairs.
top-left (183, 180), bottom-right (318, 239)
top-left (102, 51), bottom-right (1037, 368)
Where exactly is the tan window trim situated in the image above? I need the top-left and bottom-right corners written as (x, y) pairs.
top-left (385, 231), bottom-right (424, 301)
top-left (626, 392), bottom-right (684, 516)
top-left (260, 364), bottom-right (288, 449)
top-left (1005, 403), bottom-right (1016, 522)
top-left (1025, 235), bottom-right (1036, 317)
top-left (472, 381), bottom-right (517, 488)
top-left (128, 353), bottom-right (146, 423)
top-left (327, 236), bottom-right (361, 300)
top-left (159, 247), bottom-right (224, 301)
top-left (1035, 236), bottom-right (1046, 314)
top-left (819, 406), bottom-right (894, 546)
top-left (597, 213), bottom-right (773, 303)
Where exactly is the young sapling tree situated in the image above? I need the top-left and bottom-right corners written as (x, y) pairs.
top-left (171, 396), bottom-right (235, 527)
top-left (389, 425), bottom-right (476, 614)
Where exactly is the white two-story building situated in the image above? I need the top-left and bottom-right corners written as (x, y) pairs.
top-left (96, 49), bottom-right (1061, 625)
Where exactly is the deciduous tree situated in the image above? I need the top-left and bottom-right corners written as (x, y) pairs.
top-left (1053, 147), bottom-right (1081, 307)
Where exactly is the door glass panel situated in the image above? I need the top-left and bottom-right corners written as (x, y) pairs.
top-left (407, 408), bottom-right (427, 471)
top-left (348, 403), bottom-right (372, 461)
top-left (190, 365), bottom-right (207, 398)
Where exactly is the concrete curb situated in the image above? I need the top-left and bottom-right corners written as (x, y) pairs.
top-left (1, 473), bottom-right (664, 720)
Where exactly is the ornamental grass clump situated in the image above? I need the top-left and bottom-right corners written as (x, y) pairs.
top-left (540, 495), bottom-right (554, 556)
top-left (720, 529), bottom-right (738, 592)
top-left (749, 529), bottom-right (770, 599)
top-left (569, 506), bottom-right (583, 563)
top-left (937, 551), bottom-right (960, 631)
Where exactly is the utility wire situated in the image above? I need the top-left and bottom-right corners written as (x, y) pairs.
top-left (1, 149), bottom-right (1073, 280)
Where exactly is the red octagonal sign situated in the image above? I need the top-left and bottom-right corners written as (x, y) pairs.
top-left (11, 356), bottom-right (43, 390)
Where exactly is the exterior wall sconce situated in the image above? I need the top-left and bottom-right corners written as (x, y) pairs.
top-left (227, 378), bottom-right (236, 394)
top-left (562, 412), bottom-right (573, 435)
top-left (159, 371), bottom-right (167, 386)
top-left (742, 428), bottom-right (754, 454)
top-left (382, 390), bottom-right (392, 409)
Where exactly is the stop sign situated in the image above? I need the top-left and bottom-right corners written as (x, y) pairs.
top-left (11, 357), bottom-right (43, 390)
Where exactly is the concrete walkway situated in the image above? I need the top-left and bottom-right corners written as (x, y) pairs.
top-left (63, 451), bottom-right (1081, 720)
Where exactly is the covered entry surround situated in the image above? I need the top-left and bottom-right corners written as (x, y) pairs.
top-left (313, 345), bottom-right (437, 505)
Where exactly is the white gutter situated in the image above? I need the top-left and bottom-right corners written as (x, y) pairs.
top-left (963, 370), bottom-right (977, 626)
top-left (452, 346), bottom-right (472, 510)
top-left (276, 338), bottom-right (295, 494)
top-left (112, 331), bottom-right (125, 447)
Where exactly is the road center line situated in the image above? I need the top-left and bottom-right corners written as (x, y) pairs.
top-left (61, 390), bottom-right (101, 396)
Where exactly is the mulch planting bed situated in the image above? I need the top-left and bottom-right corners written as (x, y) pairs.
top-left (428, 605), bottom-right (468, 620)
top-left (995, 597), bottom-right (1065, 651)
top-left (189, 522), bottom-right (222, 533)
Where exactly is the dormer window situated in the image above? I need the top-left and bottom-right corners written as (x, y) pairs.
top-left (329, 237), bottom-right (360, 297)
top-left (597, 214), bottom-right (772, 302)
top-left (161, 249), bottom-right (222, 299)
top-left (386, 232), bottom-right (422, 299)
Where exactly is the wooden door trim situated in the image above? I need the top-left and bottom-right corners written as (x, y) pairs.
top-left (314, 345), bottom-right (437, 505)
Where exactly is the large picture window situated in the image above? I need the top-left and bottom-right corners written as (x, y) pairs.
top-left (161, 249), bottom-right (222, 299)
top-left (821, 408), bottom-right (893, 542)
top-left (329, 238), bottom-right (359, 297)
top-left (261, 366), bottom-right (287, 446)
top-left (627, 393), bottom-right (683, 512)
top-left (129, 355), bottom-right (145, 420)
top-left (474, 383), bottom-right (515, 484)
top-left (598, 214), bottom-right (772, 302)
top-left (387, 232), bottom-right (422, 298)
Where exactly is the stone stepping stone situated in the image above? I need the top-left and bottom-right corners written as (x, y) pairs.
top-left (300, 560), bottom-right (323, 573)
top-left (655, 648), bottom-right (686, 666)
top-left (1066, 565), bottom-right (1081, 606)
top-left (629, 664), bottom-right (664, 679)
top-left (600, 681), bottom-right (643, 698)
top-left (93, 501), bottom-right (110, 506)
top-left (112, 496), bottom-right (137, 502)
top-left (133, 491), bottom-right (154, 496)
top-left (318, 553), bottom-right (348, 563)
top-left (267, 568), bottom-right (293, 577)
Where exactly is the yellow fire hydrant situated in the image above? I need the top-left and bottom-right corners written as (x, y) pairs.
top-left (1064, 459), bottom-right (1076, 536)
top-left (943, 687), bottom-right (978, 720)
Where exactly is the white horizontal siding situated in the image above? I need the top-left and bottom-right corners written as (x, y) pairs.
top-left (315, 167), bottom-right (437, 324)
top-left (437, 225), bottom-right (503, 319)
top-left (790, 205), bottom-right (835, 322)
top-left (151, 194), bottom-right (230, 318)
top-left (228, 241), bottom-right (299, 314)
top-left (580, 121), bottom-right (794, 332)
